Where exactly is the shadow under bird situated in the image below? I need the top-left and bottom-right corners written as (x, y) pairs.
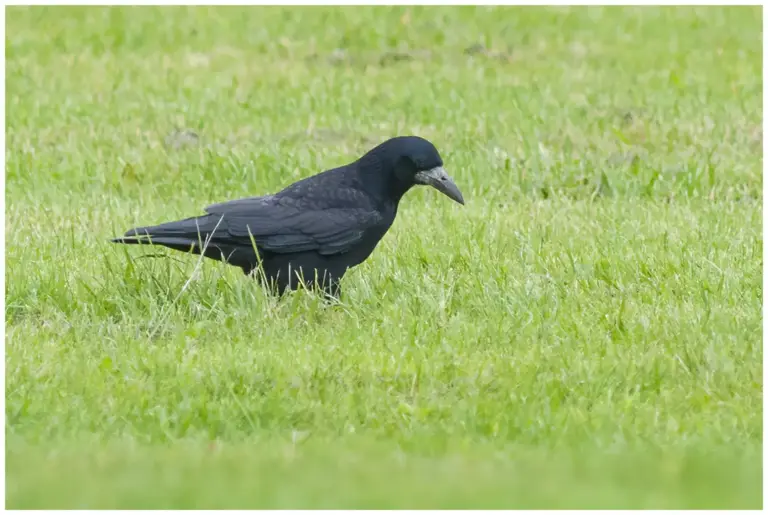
top-left (112, 136), bottom-right (464, 298)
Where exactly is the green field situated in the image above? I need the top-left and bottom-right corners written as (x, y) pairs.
top-left (5, 6), bottom-right (763, 509)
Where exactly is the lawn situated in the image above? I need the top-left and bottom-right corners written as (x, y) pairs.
top-left (5, 5), bottom-right (763, 509)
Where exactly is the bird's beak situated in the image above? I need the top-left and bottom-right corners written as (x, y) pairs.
top-left (414, 166), bottom-right (465, 205)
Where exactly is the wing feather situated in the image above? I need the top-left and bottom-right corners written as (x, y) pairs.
top-left (204, 192), bottom-right (385, 255)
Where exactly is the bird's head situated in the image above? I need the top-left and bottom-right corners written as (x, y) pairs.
top-left (364, 136), bottom-right (465, 205)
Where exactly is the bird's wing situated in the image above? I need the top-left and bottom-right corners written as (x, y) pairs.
top-left (204, 193), bottom-right (386, 256)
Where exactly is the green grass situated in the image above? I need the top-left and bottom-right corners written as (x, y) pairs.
top-left (5, 5), bottom-right (763, 509)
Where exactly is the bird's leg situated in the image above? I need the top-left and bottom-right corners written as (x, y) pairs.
top-left (305, 269), bottom-right (341, 301)
top-left (244, 264), bottom-right (288, 296)
top-left (312, 269), bottom-right (341, 301)
top-left (322, 280), bottom-right (342, 302)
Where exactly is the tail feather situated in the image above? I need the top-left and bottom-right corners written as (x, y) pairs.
top-left (112, 214), bottom-right (221, 242)
top-left (111, 214), bottom-right (257, 272)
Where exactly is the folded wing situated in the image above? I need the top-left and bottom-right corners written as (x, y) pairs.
top-left (204, 193), bottom-right (385, 256)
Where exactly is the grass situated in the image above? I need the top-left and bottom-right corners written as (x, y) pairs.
top-left (5, 5), bottom-right (763, 509)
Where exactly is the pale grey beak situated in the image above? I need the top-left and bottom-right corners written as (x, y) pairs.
top-left (414, 166), bottom-right (465, 205)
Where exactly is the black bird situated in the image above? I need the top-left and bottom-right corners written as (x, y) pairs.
top-left (112, 136), bottom-right (464, 297)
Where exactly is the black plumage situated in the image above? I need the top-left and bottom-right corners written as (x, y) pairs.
top-left (112, 136), bottom-right (464, 297)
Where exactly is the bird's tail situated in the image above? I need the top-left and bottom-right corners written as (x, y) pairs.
top-left (111, 214), bottom-right (222, 251)
top-left (111, 214), bottom-right (259, 273)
